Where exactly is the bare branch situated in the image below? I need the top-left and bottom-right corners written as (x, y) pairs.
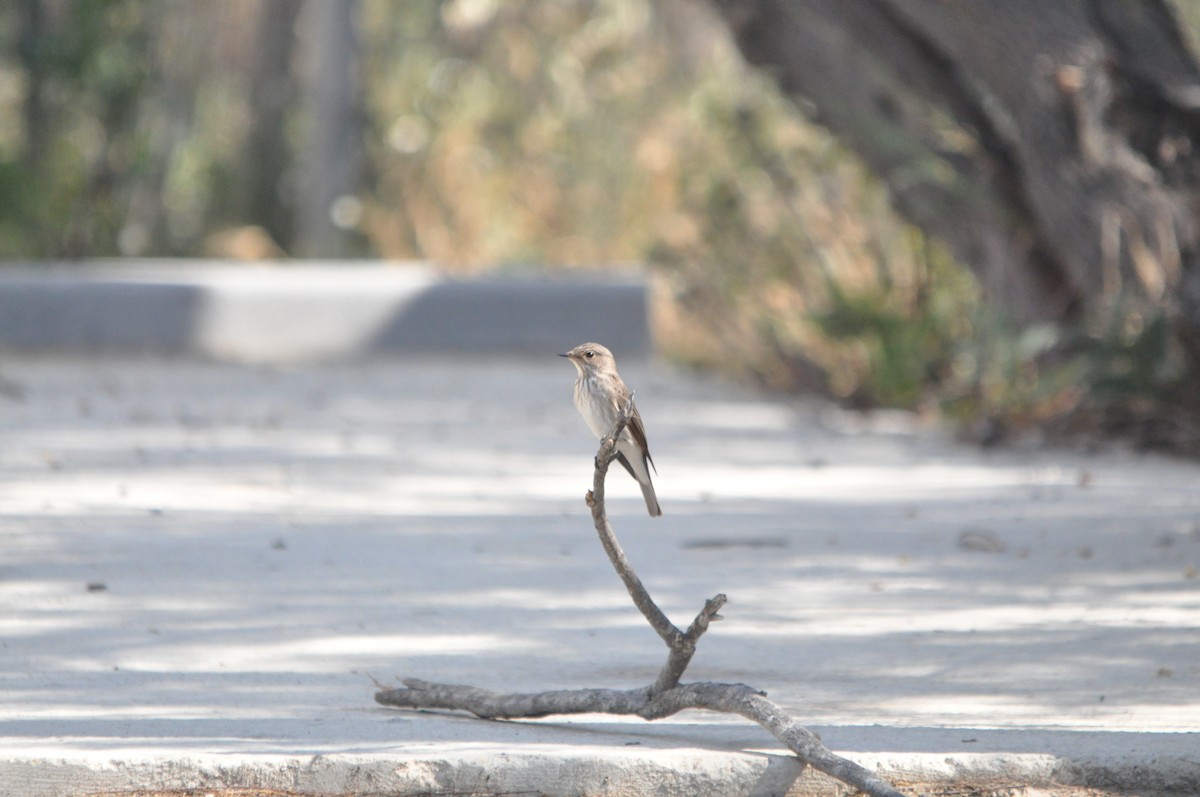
top-left (588, 395), bottom-right (682, 651)
top-left (685, 593), bottom-right (727, 642)
top-left (374, 391), bottom-right (909, 797)
top-left (376, 679), bottom-right (905, 797)
top-left (653, 592), bottom-right (727, 694)
top-left (380, 677), bottom-right (653, 719)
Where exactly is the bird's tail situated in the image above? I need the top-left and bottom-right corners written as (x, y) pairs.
top-left (639, 478), bottom-right (663, 517)
top-left (616, 445), bottom-right (663, 517)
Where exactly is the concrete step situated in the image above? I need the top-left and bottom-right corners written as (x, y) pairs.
top-left (0, 260), bottom-right (652, 362)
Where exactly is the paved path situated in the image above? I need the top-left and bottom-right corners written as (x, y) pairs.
top-left (1, 355), bottom-right (1198, 796)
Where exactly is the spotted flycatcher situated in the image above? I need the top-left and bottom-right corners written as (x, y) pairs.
top-left (560, 342), bottom-right (662, 517)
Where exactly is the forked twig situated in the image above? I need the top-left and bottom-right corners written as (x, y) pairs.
top-left (585, 396), bottom-right (725, 694)
top-left (376, 396), bottom-right (906, 797)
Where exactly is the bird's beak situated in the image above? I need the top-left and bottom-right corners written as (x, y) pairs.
top-left (558, 352), bottom-right (572, 359)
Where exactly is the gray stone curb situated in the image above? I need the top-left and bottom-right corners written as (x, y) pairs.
top-left (0, 260), bottom-right (651, 361)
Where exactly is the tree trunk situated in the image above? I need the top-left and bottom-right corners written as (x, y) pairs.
top-left (297, 0), bottom-right (363, 258)
top-left (240, 0), bottom-right (304, 252)
top-left (16, 0), bottom-right (46, 169)
top-left (709, 0), bottom-right (1200, 366)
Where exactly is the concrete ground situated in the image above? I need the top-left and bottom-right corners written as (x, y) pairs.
top-left (2, 351), bottom-right (1199, 796)
top-left (1, 260), bottom-right (1198, 796)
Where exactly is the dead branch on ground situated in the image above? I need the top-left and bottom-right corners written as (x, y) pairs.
top-left (376, 398), bottom-right (906, 797)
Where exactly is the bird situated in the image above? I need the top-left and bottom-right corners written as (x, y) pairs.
top-left (559, 342), bottom-right (662, 517)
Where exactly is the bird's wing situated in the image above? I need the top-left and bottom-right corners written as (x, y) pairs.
top-left (628, 404), bottom-right (657, 474)
top-left (614, 450), bottom-right (639, 481)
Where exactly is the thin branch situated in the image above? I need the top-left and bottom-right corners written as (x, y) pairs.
top-left (653, 593), bottom-right (726, 694)
top-left (587, 395), bottom-right (682, 650)
top-left (377, 679), bottom-right (905, 797)
top-left (588, 396), bottom-right (727, 695)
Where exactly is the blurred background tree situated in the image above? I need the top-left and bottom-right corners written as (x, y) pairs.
top-left (0, 0), bottom-right (1198, 449)
top-left (712, 0), bottom-right (1200, 449)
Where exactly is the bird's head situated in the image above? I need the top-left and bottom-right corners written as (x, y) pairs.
top-left (559, 342), bottom-right (615, 377)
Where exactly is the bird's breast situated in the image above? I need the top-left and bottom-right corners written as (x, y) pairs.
top-left (573, 376), bottom-right (614, 439)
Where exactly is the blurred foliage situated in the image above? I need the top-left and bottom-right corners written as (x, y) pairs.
top-left (0, 1), bottom-right (258, 256)
top-left (1, 0), bottom-right (1198, 445)
top-left (0, 0), bottom-right (152, 254)
top-left (360, 0), bottom-right (685, 267)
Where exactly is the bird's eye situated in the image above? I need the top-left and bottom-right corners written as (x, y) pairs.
top-left (585, 351), bottom-right (594, 358)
